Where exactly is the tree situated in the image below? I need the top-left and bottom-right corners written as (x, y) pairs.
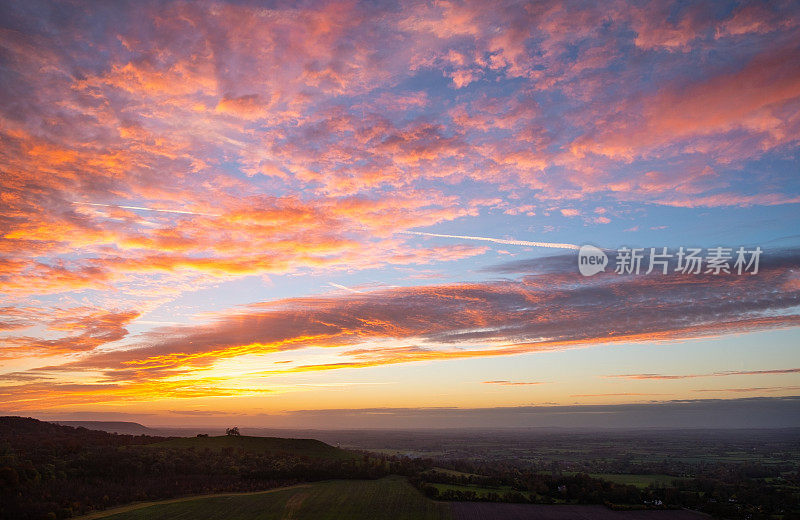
top-left (226, 427), bottom-right (240, 436)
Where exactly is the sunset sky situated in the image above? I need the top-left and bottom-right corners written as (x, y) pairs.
top-left (1, 0), bottom-right (799, 428)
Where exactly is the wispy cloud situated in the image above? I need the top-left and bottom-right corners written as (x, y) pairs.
top-left (1, 0), bottom-right (799, 415)
top-left (329, 282), bottom-right (364, 294)
top-left (3, 250), bottom-right (797, 408)
top-left (400, 231), bottom-right (580, 250)
top-left (693, 386), bottom-right (800, 393)
top-left (606, 368), bottom-right (800, 380)
top-left (72, 202), bottom-right (221, 217)
top-left (483, 380), bottom-right (545, 386)
top-left (570, 393), bottom-right (673, 397)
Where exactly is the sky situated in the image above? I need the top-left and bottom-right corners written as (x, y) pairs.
top-left (1, 0), bottom-right (799, 428)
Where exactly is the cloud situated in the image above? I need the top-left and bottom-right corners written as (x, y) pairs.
top-left (401, 231), bottom-right (580, 250)
top-left (570, 393), bottom-right (672, 397)
top-left (693, 386), bottom-right (800, 393)
top-left (3, 249), bottom-right (797, 408)
top-left (12, 397), bottom-right (800, 429)
top-left (329, 282), bottom-right (364, 293)
top-left (1, 0), bottom-right (798, 309)
top-left (154, 397), bottom-right (800, 428)
top-left (1, 0), bottom-right (800, 412)
top-left (570, 41), bottom-right (800, 162)
top-left (483, 380), bottom-right (545, 386)
top-left (606, 368), bottom-right (800, 380)
top-left (0, 379), bottom-right (275, 409)
top-left (0, 308), bottom-right (140, 359)
top-left (71, 202), bottom-right (221, 217)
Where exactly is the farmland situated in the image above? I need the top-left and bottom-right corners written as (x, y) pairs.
top-left (76, 477), bottom-right (716, 520)
top-left (2, 419), bottom-right (799, 520)
top-left (449, 503), bottom-right (709, 520)
top-left (78, 477), bottom-right (714, 520)
top-left (79, 477), bottom-right (451, 520)
top-left (589, 474), bottom-right (684, 489)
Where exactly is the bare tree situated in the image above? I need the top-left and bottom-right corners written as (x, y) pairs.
top-left (225, 426), bottom-right (240, 436)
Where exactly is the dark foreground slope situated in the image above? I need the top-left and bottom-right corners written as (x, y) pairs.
top-left (76, 477), bottom-right (710, 520)
top-left (3, 418), bottom-right (798, 520)
top-left (0, 417), bottom-right (373, 520)
top-left (79, 476), bottom-right (450, 520)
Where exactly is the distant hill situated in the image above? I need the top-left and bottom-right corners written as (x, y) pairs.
top-left (53, 420), bottom-right (155, 435)
top-left (152, 434), bottom-right (355, 460)
top-left (0, 416), bottom-right (163, 448)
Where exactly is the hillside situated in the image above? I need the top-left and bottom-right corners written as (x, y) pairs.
top-left (0, 417), bottom-right (764, 519)
top-left (77, 476), bottom-right (450, 520)
top-left (0, 417), bottom-right (380, 520)
top-left (151, 434), bottom-right (355, 459)
top-left (76, 476), bottom-right (711, 520)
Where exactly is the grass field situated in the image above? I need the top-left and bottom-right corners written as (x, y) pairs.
top-left (429, 482), bottom-right (521, 499)
top-left (83, 476), bottom-right (452, 520)
top-left (73, 485), bottom-right (312, 520)
top-left (149, 435), bottom-right (355, 459)
top-left (424, 467), bottom-right (483, 478)
top-left (590, 474), bottom-right (684, 488)
top-left (76, 475), bottom-right (712, 520)
top-left (450, 503), bottom-right (710, 520)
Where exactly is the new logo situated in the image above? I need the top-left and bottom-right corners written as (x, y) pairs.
top-left (578, 245), bottom-right (608, 276)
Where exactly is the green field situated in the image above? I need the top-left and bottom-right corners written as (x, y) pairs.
top-left (591, 474), bottom-right (684, 488)
top-left (429, 482), bottom-right (521, 499)
top-left (150, 435), bottom-right (355, 459)
top-left (81, 477), bottom-right (452, 520)
top-left (424, 467), bottom-right (482, 478)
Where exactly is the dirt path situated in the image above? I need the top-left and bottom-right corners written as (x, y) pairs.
top-left (72, 484), bottom-right (311, 520)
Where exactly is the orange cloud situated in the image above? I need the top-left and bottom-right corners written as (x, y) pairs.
top-left (0, 309), bottom-right (140, 359)
top-left (2, 250), bottom-right (795, 409)
top-left (1, 0), bottom-right (799, 413)
top-left (571, 43), bottom-right (800, 161)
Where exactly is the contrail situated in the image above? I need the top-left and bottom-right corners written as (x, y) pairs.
top-left (329, 282), bottom-right (364, 293)
top-left (72, 202), bottom-right (220, 217)
top-left (400, 231), bottom-right (580, 250)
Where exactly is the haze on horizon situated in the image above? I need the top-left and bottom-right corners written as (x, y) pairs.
top-left (1, 0), bottom-right (799, 429)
